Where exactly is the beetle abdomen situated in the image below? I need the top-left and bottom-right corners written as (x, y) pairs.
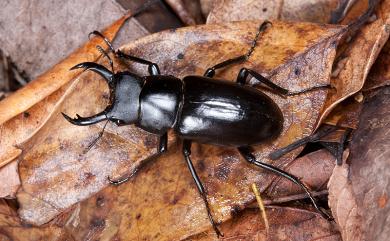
top-left (174, 76), bottom-right (283, 147)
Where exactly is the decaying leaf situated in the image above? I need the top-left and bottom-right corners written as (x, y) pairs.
top-left (206, 0), bottom-right (340, 24)
top-left (14, 21), bottom-right (343, 239)
top-left (328, 86), bottom-right (390, 241)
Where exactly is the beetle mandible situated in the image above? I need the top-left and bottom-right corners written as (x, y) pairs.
top-left (62, 21), bottom-right (331, 236)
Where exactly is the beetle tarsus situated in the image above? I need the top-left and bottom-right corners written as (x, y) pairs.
top-left (89, 30), bottom-right (115, 53)
top-left (95, 45), bottom-right (114, 72)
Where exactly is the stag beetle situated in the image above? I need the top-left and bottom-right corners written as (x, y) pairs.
top-left (62, 21), bottom-right (330, 236)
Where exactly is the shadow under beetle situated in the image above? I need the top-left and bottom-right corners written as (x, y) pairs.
top-left (62, 21), bottom-right (331, 237)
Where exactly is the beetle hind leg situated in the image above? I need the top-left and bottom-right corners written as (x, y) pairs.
top-left (238, 146), bottom-right (332, 220)
top-left (183, 140), bottom-right (223, 237)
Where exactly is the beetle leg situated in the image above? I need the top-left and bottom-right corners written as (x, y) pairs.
top-left (236, 68), bottom-right (289, 95)
top-left (236, 68), bottom-right (331, 96)
top-left (269, 124), bottom-right (351, 165)
top-left (116, 50), bottom-right (161, 76)
top-left (183, 140), bottom-right (223, 237)
top-left (108, 133), bottom-right (168, 185)
top-left (88, 31), bottom-right (160, 75)
top-left (238, 146), bottom-right (332, 220)
top-left (204, 21), bottom-right (272, 78)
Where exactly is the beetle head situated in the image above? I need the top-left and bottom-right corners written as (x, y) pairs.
top-left (62, 62), bottom-right (143, 127)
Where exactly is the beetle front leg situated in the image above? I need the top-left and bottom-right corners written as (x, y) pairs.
top-left (108, 133), bottom-right (168, 185)
top-left (116, 50), bottom-right (161, 76)
top-left (182, 140), bottom-right (223, 237)
top-left (238, 146), bottom-right (332, 220)
top-left (88, 31), bottom-right (161, 76)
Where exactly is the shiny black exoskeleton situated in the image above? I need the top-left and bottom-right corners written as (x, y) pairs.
top-left (62, 21), bottom-right (330, 237)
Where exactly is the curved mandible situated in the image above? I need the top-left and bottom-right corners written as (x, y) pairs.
top-left (70, 62), bottom-right (114, 84)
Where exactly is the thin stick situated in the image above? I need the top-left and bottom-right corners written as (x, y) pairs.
top-left (251, 183), bottom-right (270, 234)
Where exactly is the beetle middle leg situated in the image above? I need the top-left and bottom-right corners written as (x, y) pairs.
top-left (108, 132), bottom-right (168, 185)
top-left (238, 146), bottom-right (332, 219)
top-left (236, 68), bottom-right (331, 96)
top-left (203, 20), bottom-right (272, 78)
top-left (183, 140), bottom-right (223, 237)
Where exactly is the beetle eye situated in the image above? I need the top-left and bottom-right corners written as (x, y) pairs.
top-left (112, 119), bottom-right (125, 126)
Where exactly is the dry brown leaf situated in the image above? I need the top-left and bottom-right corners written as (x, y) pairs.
top-left (206, 0), bottom-right (340, 24)
top-left (328, 86), bottom-right (390, 241)
top-left (14, 21), bottom-right (343, 239)
top-left (365, 39), bottom-right (390, 90)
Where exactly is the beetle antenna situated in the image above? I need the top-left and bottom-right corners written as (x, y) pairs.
top-left (84, 119), bottom-right (110, 153)
top-left (246, 20), bottom-right (272, 60)
top-left (96, 45), bottom-right (114, 72)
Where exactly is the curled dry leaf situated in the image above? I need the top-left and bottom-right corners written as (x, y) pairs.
top-left (0, 15), bottom-right (149, 198)
top-left (206, 0), bottom-right (340, 24)
top-left (200, 0), bottom-right (215, 18)
top-left (15, 21), bottom-right (344, 239)
top-left (323, 95), bottom-right (363, 129)
top-left (59, 148), bottom-right (336, 240)
top-left (317, 0), bottom-right (390, 127)
top-left (165, 0), bottom-right (204, 25)
top-left (365, 39), bottom-right (390, 90)
top-left (328, 86), bottom-right (390, 241)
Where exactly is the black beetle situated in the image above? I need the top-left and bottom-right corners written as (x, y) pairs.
top-left (62, 21), bottom-right (330, 236)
